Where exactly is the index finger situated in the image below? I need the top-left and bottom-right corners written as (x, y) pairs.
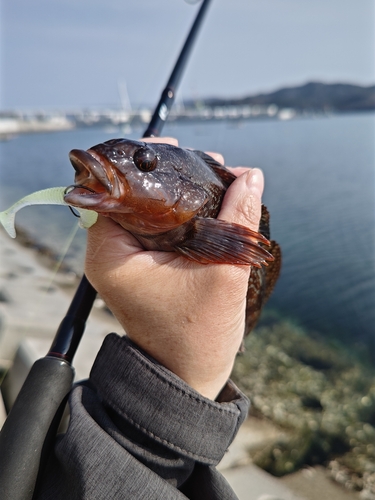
top-left (205, 151), bottom-right (224, 165)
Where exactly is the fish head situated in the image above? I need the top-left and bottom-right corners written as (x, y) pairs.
top-left (64, 139), bottom-right (209, 233)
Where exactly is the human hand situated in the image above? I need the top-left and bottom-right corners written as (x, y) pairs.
top-left (85, 137), bottom-right (264, 400)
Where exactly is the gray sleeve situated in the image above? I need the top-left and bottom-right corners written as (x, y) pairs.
top-left (35, 334), bottom-right (249, 500)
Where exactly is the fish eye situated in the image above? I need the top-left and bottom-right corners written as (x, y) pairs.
top-left (133, 148), bottom-right (158, 172)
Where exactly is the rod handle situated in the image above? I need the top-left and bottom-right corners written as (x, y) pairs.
top-left (0, 357), bottom-right (74, 500)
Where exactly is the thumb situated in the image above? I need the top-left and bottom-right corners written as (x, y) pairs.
top-left (218, 168), bottom-right (264, 233)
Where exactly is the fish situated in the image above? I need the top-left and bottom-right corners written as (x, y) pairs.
top-left (64, 138), bottom-right (281, 335)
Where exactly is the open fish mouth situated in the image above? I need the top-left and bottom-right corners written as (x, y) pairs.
top-left (69, 149), bottom-right (112, 190)
top-left (64, 149), bottom-right (114, 208)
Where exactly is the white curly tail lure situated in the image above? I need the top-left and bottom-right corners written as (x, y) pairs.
top-left (0, 187), bottom-right (98, 238)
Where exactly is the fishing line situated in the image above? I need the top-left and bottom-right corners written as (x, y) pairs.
top-left (135, 1), bottom-right (202, 117)
top-left (3, 216), bottom-right (82, 345)
top-left (44, 220), bottom-right (80, 291)
top-left (20, 220), bottom-right (81, 327)
top-left (0, 3), bottom-right (213, 497)
top-left (132, 51), bottom-right (178, 125)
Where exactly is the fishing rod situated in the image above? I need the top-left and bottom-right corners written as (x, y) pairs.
top-left (47, 0), bottom-right (212, 364)
top-left (0, 1), bottom-right (212, 498)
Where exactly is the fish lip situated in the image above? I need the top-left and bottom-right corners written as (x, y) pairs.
top-left (65, 149), bottom-right (115, 208)
top-left (63, 184), bottom-right (109, 208)
top-left (69, 149), bottom-right (112, 192)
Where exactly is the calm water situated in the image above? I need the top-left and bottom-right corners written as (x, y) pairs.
top-left (1, 113), bottom-right (374, 355)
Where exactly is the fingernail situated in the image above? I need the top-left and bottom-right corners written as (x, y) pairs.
top-left (246, 168), bottom-right (264, 198)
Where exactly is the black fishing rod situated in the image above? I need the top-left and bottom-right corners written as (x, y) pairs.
top-left (144, 0), bottom-right (211, 137)
top-left (0, 1), bottom-right (212, 498)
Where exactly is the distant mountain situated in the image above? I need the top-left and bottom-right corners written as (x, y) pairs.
top-left (199, 82), bottom-right (375, 113)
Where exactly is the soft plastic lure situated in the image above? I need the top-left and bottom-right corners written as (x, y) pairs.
top-left (0, 187), bottom-right (98, 238)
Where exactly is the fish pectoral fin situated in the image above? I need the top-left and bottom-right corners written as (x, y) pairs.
top-left (175, 217), bottom-right (274, 266)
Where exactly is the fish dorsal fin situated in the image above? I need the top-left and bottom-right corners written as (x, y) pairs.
top-left (192, 150), bottom-right (236, 188)
top-left (258, 205), bottom-right (281, 301)
top-left (259, 205), bottom-right (271, 240)
top-left (243, 206), bottom-right (281, 335)
top-left (245, 239), bottom-right (282, 335)
top-left (263, 240), bottom-right (282, 302)
top-left (258, 206), bottom-right (281, 300)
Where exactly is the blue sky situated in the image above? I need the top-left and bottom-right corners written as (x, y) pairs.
top-left (1, 0), bottom-right (374, 110)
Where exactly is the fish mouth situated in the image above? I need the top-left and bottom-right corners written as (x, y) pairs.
top-left (64, 149), bottom-right (115, 208)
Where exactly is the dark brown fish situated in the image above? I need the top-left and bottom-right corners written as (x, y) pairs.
top-left (64, 138), bottom-right (281, 335)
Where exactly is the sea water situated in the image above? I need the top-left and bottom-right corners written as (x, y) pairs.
top-left (0, 113), bottom-right (374, 355)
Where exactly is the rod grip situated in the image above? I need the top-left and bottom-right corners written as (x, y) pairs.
top-left (0, 357), bottom-right (74, 500)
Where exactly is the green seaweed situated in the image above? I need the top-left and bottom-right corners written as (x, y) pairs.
top-left (232, 317), bottom-right (375, 494)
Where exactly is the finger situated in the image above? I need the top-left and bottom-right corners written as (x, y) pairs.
top-left (218, 168), bottom-right (264, 233)
top-left (86, 215), bottom-right (142, 259)
top-left (205, 152), bottom-right (224, 165)
top-left (141, 137), bottom-right (179, 146)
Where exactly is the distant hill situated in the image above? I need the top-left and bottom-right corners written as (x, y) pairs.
top-left (199, 82), bottom-right (375, 113)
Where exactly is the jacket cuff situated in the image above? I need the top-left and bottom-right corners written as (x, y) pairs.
top-left (90, 333), bottom-right (249, 465)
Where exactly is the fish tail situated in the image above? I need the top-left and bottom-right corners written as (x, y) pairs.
top-left (0, 187), bottom-right (67, 239)
top-left (0, 210), bottom-right (16, 238)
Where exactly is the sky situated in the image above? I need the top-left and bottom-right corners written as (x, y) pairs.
top-left (1, 0), bottom-right (374, 111)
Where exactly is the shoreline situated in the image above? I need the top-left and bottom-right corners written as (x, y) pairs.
top-left (0, 225), bottom-right (121, 369)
